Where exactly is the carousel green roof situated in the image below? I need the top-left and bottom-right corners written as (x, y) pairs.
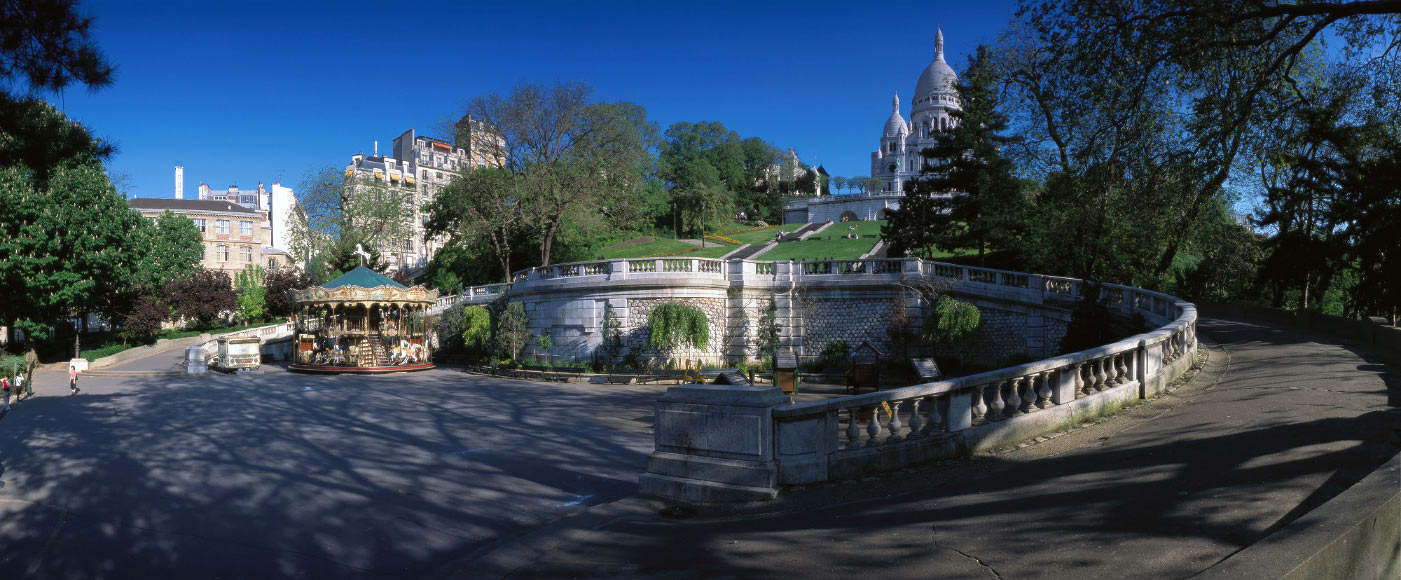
top-left (320, 266), bottom-right (407, 290)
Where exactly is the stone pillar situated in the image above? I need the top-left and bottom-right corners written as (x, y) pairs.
top-left (639, 384), bottom-right (789, 502)
top-left (1052, 366), bottom-right (1077, 404)
top-left (186, 345), bottom-right (208, 375)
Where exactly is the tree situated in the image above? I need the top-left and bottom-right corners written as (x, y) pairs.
top-left (739, 137), bottom-right (784, 220)
top-left (1255, 75), bottom-right (1401, 316)
top-left (234, 265), bottom-right (267, 324)
top-left (424, 166), bottom-right (522, 282)
top-left (495, 301), bottom-right (530, 361)
top-left (0, 162), bottom-right (145, 355)
top-left (0, 0), bottom-right (115, 94)
top-left (921, 297), bottom-right (981, 366)
top-left (288, 166), bottom-right (417, 279)
top-left (886, 45), bottom-right (1028, 264)
top-left (646, 303), bottom-right (710, 355)
top-left (0, 0), bottom-right (119, 353)
top-left (263, 266), bottom-right (314, 319)
top-left (135, 210), bottom-right (204, 294)
top-left (599, 302), bottom-right (623, 363)
top-left (163, 270), bottom-right (236, 329)
top-left (754, 298), bottom-right (779, 359)
top-left (460, 305), bottom-right (492, 356)
top-left (121, 296), bottom-right (167, 343)
top-left (1004, 0), bottom-right (1401, 285)
top-left (832, 176), bottom-right (847, 195)
top-left (460, 81), bottom-right (658, 266)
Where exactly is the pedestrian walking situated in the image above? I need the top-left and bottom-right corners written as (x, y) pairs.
top-left (2, 375), bottom-right (11, 411)
top-left (13, 373), bottom-right (23, 403)
top-left (69, 365), bottom-right (79, 395)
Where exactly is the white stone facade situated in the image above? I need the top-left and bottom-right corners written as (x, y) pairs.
top-left (784, 30), bottom-right (961, 224)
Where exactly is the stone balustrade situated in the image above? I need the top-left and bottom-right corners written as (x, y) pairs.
top-left (768, 305), bottom-right (1193, 486)
top-left (633, 262), bottom-right (1198, 502)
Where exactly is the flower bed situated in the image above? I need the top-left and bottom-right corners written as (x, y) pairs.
top-left (704, 234), bottom-right (742, 245)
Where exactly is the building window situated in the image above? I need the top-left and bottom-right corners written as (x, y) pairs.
top-left (240, 246), bottom-right (252, 262)
top-left (240, 220), bottom-right (252, 235)
top-left (267, 258), bottom-right (277, 269)
top-left (216, 219), bottom-right (229, 234)
top-left (193, 218), bottom-right (206, 233)
top-left (217, 245), bottom-right (229, 262)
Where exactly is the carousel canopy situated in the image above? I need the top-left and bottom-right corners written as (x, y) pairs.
top-left (321, 266), bottom-right (407, 290)
top-left (294, 266), bottom-right (437, 306)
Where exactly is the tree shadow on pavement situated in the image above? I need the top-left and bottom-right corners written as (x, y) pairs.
top-left (0, 369), bottom-right (663, 579)
top-left (514, 317), bottom-right (1401, 580)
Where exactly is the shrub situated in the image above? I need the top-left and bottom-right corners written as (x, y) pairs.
top-left (121, 295), bottom-right (167, 342)
top-left (820, 340), bottom-right (850, 368)
top-left (646, 303), bottom-right (709, 350)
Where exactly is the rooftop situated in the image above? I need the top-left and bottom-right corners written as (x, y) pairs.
top-left (128, 198), bottom-right (260, 215)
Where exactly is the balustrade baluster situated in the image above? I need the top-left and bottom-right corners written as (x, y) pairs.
top-left (866, 406), bottom-right (883, 446)
top-left (886, 402), bottom-right (903, 443)
top-left (1093, 358), bottom-right (1108, 392)
top-left (988, 381), bottom-right (1007, 421)
top-left (846, 408), bottom-right (861, 448)
top-left (1115, 353), bottom-right (1129, 385)
top-left (1079, 362), bottom-right (1095, 396)
top-left (1072, 362), bottom-right (1088, 398)
top-left (972, 386), bottom-right (989, 425)
top-left (925, 395), bottom-right (943, 433)
top-left (907, 398), bottom-right (924, 437)
top-left (1004, 377), bottom-right (1022, 418)
top-left (1021, 375), bottom-right (1039, 414)
top-left (1036, 371), bottom-right (1054, 409)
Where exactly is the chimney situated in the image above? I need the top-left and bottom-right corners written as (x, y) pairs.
top-left (175, 165), bottom-right (184, 199)
top-left (374, 140), bottom-right (379, 156)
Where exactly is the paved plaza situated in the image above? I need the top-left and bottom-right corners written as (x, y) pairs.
top-left (0, 362), bottom-right (659, 579)
top-left (0, 316), bottom-right (1397, 579)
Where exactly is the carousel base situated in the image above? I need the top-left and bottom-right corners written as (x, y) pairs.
top-left (288, 363), bottom-right (434, 374)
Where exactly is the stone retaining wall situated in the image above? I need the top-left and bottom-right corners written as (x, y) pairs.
top-left (499, 259), bottom-right (1076, 368)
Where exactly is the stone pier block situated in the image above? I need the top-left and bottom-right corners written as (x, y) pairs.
top-left (639, 384), bottom-right (788, 502)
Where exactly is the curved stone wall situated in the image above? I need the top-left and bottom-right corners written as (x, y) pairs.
top-left (436, 258), bottom-right (1097, 368)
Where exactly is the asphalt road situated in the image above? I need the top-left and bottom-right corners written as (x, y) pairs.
top-left (498, 317), bottom-right (1401, 579)
top-left (0, 364), bottom-right (659, 579)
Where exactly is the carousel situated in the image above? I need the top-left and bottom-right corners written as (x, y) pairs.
top-left (289, 265), bottom-right (439, 374)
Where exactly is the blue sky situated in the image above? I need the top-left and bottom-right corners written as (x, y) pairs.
top-left (60, 0), bottom-right (1021, 199)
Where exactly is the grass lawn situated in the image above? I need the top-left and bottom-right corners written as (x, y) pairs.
top-left (688, 244), bottom-right (739, 258)
top-left (925, 247), bottom-right (980, 259)
top-left (752, 220), bottom-right (887, 261)
top-left (598, 237), bottom-right (698, 259)
top-left (724, 224), bottom-right (802, 245)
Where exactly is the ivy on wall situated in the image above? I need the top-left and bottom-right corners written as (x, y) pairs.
top-left (646, 302), bottom-right (710, 350)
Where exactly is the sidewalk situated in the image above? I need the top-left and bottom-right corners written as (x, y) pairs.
top-left (447, 316), bottom-right (1401, 579)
